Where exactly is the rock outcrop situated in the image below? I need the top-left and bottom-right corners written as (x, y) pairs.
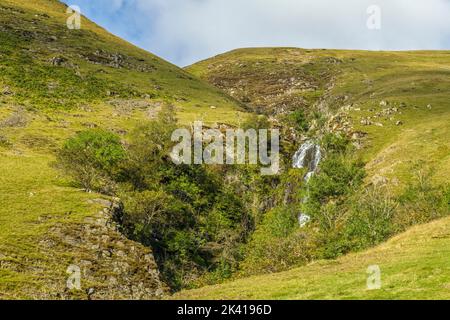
top-left (39, 198), bottom-right (169, 300)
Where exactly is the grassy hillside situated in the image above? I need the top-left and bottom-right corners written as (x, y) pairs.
top-left (181, 48), bottom-right (450, 298)
top-left (0, 0), bottom-right (244, 299)
top-left (187, 48), bottom-right (450, 189)
top-left (0, 0), bottom-right (244, 124)
top-left (1, 0), bottom-right (449, 300)
top-left (175, 214), bottom-right (450, 300)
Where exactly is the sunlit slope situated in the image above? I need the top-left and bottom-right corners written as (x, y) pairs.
top-left (0, 0), bottom-right (244, 124)
top-left (181, 48), bottom-right (450, 300)
top-left (187, 48), bottom-right (450, 187)
top-left (176, 215), bottom-right (450, 300)
top-left (0, 0), bottom-right (243, 299)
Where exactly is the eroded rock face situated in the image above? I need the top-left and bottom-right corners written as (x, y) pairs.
top-left (40, 199), bottom-right (169, 300)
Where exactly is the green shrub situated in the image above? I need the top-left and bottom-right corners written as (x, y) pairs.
top-left (239, 206), bottom-right (315, 275)
top-left (57, 129), bottom-right (125, 193)
top-left (395, 169), bottom-right (450, 230)
top-left (121, 107), bottom-right (178, 190)
top-left (120, 189), bottom-right (202, 289)
top-left (121, 190), bottom-right (175, 228)
top-left (344, 186), bottom-right (397, 250)
top-left (300, 139), bottom-right (365, 258)
top-left (304, 153), bottom-right (365, 224)
top-left (321, 132), bottom-right (350, 155)
top-left (242, 113), bottom-right (270, 131)
top-left (286, 109), bottom-right (309, 133)
top-left (115, 109), bottom-right (252, 290)
top-left (275, 168), bottom-right (307, 206)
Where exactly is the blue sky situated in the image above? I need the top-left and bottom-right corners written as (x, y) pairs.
top-left (61, 0), bottom-right (450, 66)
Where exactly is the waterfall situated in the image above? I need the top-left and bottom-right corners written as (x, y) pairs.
top-left (292, 141), bottom-right (322, 181)
top-left (298, 213), bottom-right (311, 227)
top-left (292, 140), bottom-right (322, 227)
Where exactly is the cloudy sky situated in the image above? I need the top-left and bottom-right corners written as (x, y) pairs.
top-left (61, 0), bottom-right (450, 66)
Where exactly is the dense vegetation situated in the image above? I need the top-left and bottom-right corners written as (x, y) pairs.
top-left (57, 107), bottom-right (254, 289)
top-left (238, 137), bottom-right (449, 277)
top-left (176, 211), bottom-right (450, 300)
top-left (57, 106), bottom-right (449, 290)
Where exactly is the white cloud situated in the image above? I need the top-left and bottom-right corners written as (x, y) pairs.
top-left (64, 0), bottom-right (450, 66)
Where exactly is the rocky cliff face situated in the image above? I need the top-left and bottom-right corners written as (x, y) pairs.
top-left (39, 199), bottom-right (168, 300)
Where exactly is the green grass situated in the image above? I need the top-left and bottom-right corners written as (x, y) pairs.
top-left (0, 152), bottom-right (103, 298)
top-left (0, 0), bottom-right (244, 298)
top-left (0, 0), bottom-right (244, 124)
top-left (175, 215), bottom-right (450, 299)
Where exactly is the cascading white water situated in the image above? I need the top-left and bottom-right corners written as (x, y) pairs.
top-left (292, 140), bottom-right (322, 181)
top-left (298, 213), bottom-right (311, 227)
top-left (292, 140), bottom-right (322, 227)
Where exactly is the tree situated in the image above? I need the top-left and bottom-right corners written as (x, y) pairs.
top-left (57, 129), bottom-right (125, 193)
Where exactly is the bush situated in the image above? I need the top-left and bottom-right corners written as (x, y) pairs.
top-left (321, 132), bottom-right (350, 155)
top-left (120, 107), bottom-right (177, 190)
top-left (344, 186), bottom-right (398, 250)
top-left (395, 169), bottom-right (450, 230)
top-left (120, 189), bottom-right (201, 289)
top-left (286, 109), bottom-right (309, 133)
top-left (122, 190), bottom-right (174, 228)
top-left (275, 168), bottom-right (307, 207)
top-left (242, 113), bottom-right (269, 131)
top-left (303, 153), bottom-right (365, 225)
top-left (57, 129), bottom-right (125, 193)
top-left (239, 206), bottom-right (315, 275)
top-left (300, 139), bottom-right (366, 258)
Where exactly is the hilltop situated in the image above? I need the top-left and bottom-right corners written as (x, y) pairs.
top-left (187, 48), bottom-right (450, 188)
top-left (0, 0), bottom-right (244, 124)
